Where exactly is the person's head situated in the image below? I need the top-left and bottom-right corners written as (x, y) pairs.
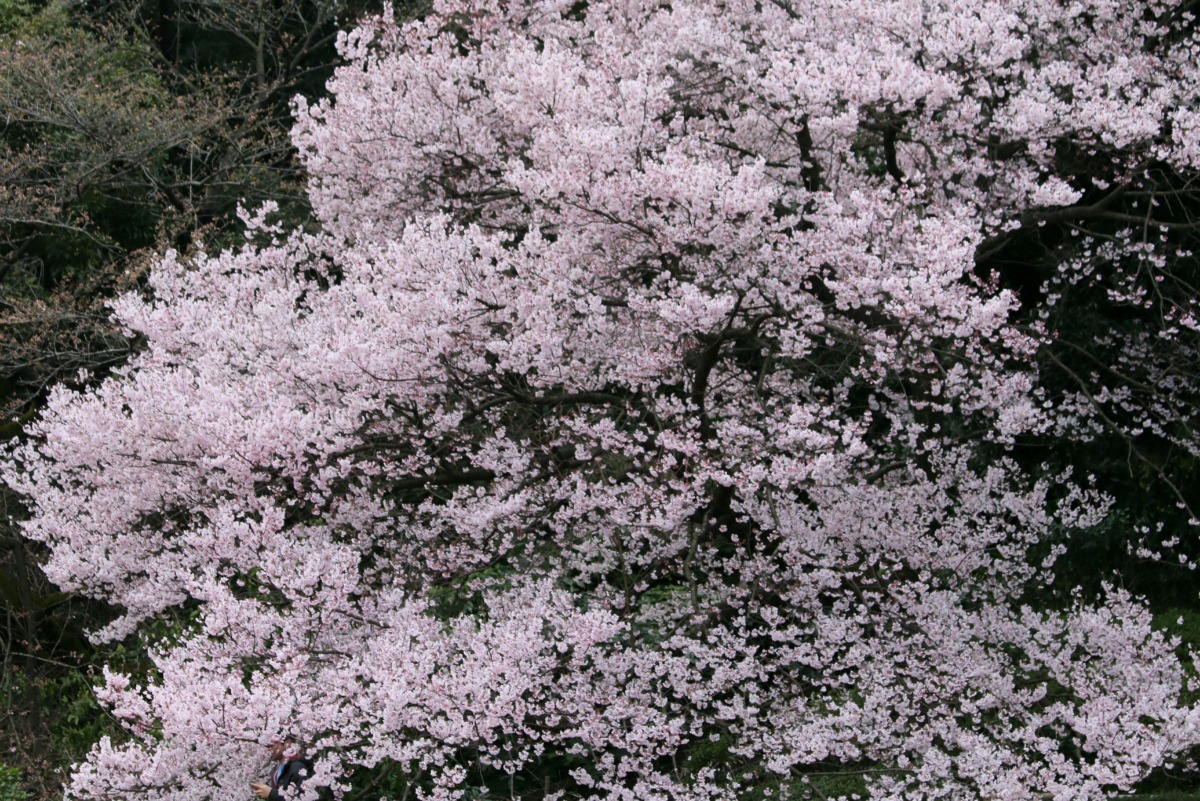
top-left (267, 736), bottom-right (297, 761)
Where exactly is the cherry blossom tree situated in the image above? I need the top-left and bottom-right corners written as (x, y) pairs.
top-left (5, 0), bottom-right (1200, 799)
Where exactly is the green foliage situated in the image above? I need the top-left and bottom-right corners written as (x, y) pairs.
top-left (0, 766), bottom-right (28, 801)
top-left (35, 671), bottom-right (110, 758)
top-left (0, 0), bottom-right (28, 32)
top-left (429, 565), bottom-right (516, 621)
top-left (804, 772), bottom-right (869, 800)
top-left (1156, 608), bottom-right (1200, 653)
top-left (0, 5), bottom-right (179, 296)
top-left (0, 665), bottom-right (117, 775)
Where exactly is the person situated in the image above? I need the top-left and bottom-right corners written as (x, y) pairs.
top-left (250, 736), bottom-right (312, 801)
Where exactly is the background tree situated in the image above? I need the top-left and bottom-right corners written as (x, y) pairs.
top-left (0, 0), bottom-right (372, 404)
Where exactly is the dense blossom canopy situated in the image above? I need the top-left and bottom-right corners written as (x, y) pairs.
top-left (6, 0), bottom-right (1200, 799)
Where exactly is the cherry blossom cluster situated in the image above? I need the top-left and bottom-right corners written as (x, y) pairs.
top-left (6, 0), bottom-right (1200, 799)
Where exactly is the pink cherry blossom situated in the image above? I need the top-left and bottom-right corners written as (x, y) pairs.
top-left (6, 0), bottom-right (1200, 799)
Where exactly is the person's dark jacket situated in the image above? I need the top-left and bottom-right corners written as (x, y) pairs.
top-left (268, 757), bottom-right (313, 801)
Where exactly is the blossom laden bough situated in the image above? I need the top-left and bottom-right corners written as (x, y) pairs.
top-left (6, 0), bottom-right (1200, 799)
